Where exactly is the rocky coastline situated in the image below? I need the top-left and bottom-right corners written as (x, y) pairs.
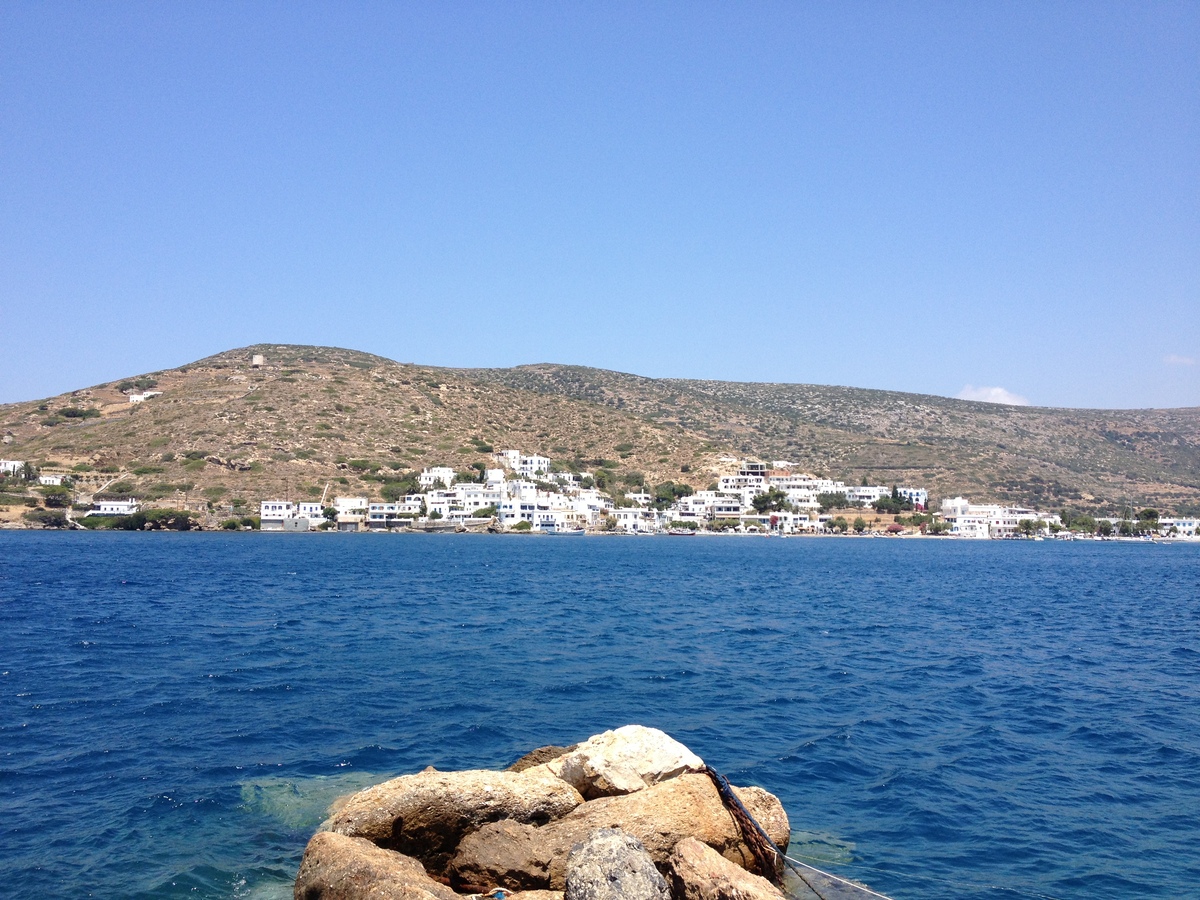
top-left (295, 725), bottom-right (804, 900)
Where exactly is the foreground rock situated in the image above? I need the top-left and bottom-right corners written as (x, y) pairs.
top-left (298, 727), bottom-right (812, 900)
top-left (666, 837), bottom-right (786, 900)
top-left (447, 772), bottom-right (789, 890)
top-left (295, 832), bottom-right (459, 900)
top-left (528, 726), bottom-right (704, 800)
top-left (325, 768), bottom-right (584, 873)
top-left (563, 828), bottom-right (668, 900)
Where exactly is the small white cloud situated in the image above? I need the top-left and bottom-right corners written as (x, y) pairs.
top-left (957, 385), bottom-right (1030, 406)
top-left (1164, 354), bottom-right (1196, 366)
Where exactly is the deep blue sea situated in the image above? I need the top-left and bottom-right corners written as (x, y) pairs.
top-left (2, 533), bottom-right (1198, 900)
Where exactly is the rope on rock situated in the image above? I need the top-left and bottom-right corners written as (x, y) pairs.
top-left (704, 764), bottom-right (895, 900)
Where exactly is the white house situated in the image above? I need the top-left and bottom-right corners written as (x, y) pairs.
top-left (1159, 518), bottom-right (1198, 537)
top-left (259, 500), bottom-right (296, 531)
top-left (610, 507), bottom-right (660, 534)
top-left (0, 460), bottom-right (24, 476)
top-left (845, 486), bottom-right (888, 506)
top-left (259, 500), bottom-right (326, 531)
top-left (367, 497), bottom-right (424, 528)
top-left (418, 467), bottom-right (456, 490)
top-left (89, 499), bottom-right (139, 516)
top-left (296, 502), bottom-right (325, 522)
top-left (38, 474), bottom-right (64, 486)
top-left (494, 450), bottom-right (551, 479)
top-left (128, 391), bottom-right (163, 404)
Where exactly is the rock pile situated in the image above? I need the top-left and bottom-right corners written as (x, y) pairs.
top-left (295, 725), bottom-right (791, 900)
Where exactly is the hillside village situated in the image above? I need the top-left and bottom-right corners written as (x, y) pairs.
top-left (5, 450), bottom-right (1196, 539)
top-left (2, 344), bottom-right (1199, 536)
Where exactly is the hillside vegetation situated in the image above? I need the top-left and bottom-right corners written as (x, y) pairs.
top-left (2, 344), bottom-right (1198, 518)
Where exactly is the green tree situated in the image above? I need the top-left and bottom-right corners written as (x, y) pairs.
top-left (1097, 520), bottom-right (1114, 537)
top-left (816, 492), bottom-right (847, 512)
top-left (39, 485), bottom-right (71, 508)
top-left (852, 516), bottom-right (866, 533)
top-left (752, 487), bottom-right (789, 513)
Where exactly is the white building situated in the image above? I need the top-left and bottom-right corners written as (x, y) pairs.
top-left (259, 500), bottom-right (296, 531)
top-left (296, 502), bottom-right (324, 522)
top-left (38, 474), bottom-right (64, 486)
top-left (1159, 518), bottom-right (1199, 537)
top-left (609, 507), bottom-right (660, 534)
top-left (260, 500), bottom-right (295, 519)
top-left (89, 499), bottom-right (139, 516)
top-left (418, 467), bottom-right (456, 490)
top-left (0, 460), bottom-right (24, 476)
top-left (425, 484), bottom-right (503, 521)
top-left (845, 486), bottom-right (887, 506)
top-left (940, 497), bottom-right (1055, 538)
top-left (128, 391), bottom-right (163, 404)
top-left (367, 497), bottom-right (424, 528)
top-left (259, 500), bottom-right (326, 531)
top-left (494, 450), bottom-right (551, 479)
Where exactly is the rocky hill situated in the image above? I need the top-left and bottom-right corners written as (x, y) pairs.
top-left (464, 364), bottom-right (1200, 515)
top-left (2, 344), bottom-right (1198, 518)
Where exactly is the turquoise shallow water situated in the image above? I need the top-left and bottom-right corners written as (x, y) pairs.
top-left (1, 532), bottom-right (1198, 899)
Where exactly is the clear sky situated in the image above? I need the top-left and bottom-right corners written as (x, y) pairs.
top-left (2, 2), bottom-right (1197, 409)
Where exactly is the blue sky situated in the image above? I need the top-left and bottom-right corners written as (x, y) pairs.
top-left (2, 2), bottom-right (1197, 409)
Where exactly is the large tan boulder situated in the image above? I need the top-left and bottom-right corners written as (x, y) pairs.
top-left (529, 726), bottom-right (704, 799)
top-left (324, 768), bottom-right (584, 873)
top-left (448, 819), bottom-right (552, 892)
top-left (666, 837), bottom-right (786, 900)
top-left (447, 772), bottom-right (789, 890)
top-left (293, 831), bottom-right (459, 900)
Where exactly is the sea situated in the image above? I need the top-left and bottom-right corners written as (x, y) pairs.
top-left (1, 532), bottom-right (1198, 900)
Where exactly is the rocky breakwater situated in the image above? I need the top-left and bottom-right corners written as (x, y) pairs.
top-left (295, 725), bottom-right (793, 900)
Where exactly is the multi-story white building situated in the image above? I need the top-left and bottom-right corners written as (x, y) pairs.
top-left (367, 497), bottom-right (424, 528)
top-left (259, 500), bottom-right (295, 526)
top-left (845, 485), bottom-right (887, 506)
top-left (259, 500), bottom-right (326, 530)
top-left (418, 467), bottom-right (456, 490)
top-left (940, 497), bottom-right (1056, 538)
top-left (0, 460), bottom-right (25, 476)
top-left (609, 507), bottom-right (660, 534)
top-left (494, 450), bottom-right (551, 479)
top-left (296, 502), bottom-right (324, 522)
top-left (424, 484), bottom-right (503, 521)
top-left (1159, 518), bottom-right (1198, 537)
